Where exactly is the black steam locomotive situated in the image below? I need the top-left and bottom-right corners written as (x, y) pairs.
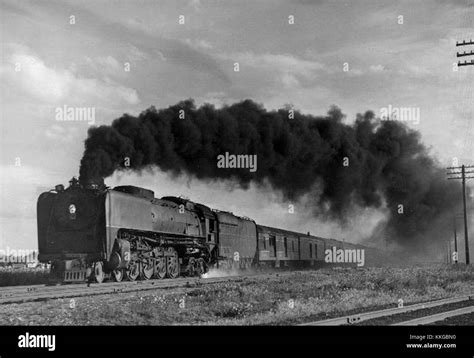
top-left (37, 178), bottom-right (376, 283)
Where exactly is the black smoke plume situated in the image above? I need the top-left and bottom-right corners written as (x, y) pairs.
top-left (79, 99), bottom-right (462, 247)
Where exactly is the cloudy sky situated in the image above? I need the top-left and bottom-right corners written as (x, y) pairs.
top-left (0, 0), bottom-right (473, 250)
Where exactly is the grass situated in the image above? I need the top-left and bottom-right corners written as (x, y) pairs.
top-left (1, 264), bottom-right (472, 325)
top-left (0, 268), bottom-right (50, 287)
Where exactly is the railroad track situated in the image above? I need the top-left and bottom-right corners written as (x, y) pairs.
top-left (0, 275), bottom-right (252, 304)
top-left (393, 305), bottom-right (474, 325)
top-left (300, 295), bottom-right (474, 326)
top-left (0, 271), bottom-right (294, 305)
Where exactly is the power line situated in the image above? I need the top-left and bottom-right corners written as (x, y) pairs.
top-left (456, 39), bottom-right (474, 67)
top-left (457, 50), bottom-right (474, 57)
top-left (456, 39), bottom-right (474, 46)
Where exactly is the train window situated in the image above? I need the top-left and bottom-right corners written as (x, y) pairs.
top-left (269, 235), bottom-right (276, 257)
top-left (269, 236), bottom-right (276, 247)
top-left (262, 236), bottom-right (267, 250)
top-left (209, 220), bottom-right (215, 232)
top-left (284, 237), bottom-right (288, 257)
top-left (309, 243), bottom-right (312, 258)
top-left (292, 241), bottom-right (295, 252)
top-left (315, 244), bottom-right (317, 258)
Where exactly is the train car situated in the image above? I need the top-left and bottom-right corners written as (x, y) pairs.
top-left (257, 226), bottom-right (327, 267)
top-left (256, 225), bottom-right (369, 269)
top-left (37, 179), bottom-right (214, 283)
top-left (300, 233), bottom-right (326, 267)
top-left (257, 225), bottom-right (299, 267)
top-left (213, 211), bottom-right (257, 269)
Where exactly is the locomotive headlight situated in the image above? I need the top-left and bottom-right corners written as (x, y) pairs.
top-left (69, 204), bottom-right (76, 214)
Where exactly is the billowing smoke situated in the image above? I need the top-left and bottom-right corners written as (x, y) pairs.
top-left (79, 99), bottom-right (462, 247)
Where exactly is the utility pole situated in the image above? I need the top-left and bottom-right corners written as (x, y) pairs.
top-left (456, 39), bottom-right (474, 67)
top-left (453, 217), bottom-right (458, 264)
top-left (447, 165), bottom-right (473, 264)
top-left (451, 39), bottom-right (473, 263)
top-left (447, 239), bottom-right (451, 264)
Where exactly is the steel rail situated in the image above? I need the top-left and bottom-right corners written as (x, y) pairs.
top-left (0, 271), bottom-right (293, 304)
top-left (392, 306), bottom-right (474, 326)
top-left (0, 276), bottom-right (243, 304)
top-left (299, 295), bottom-right (473, 326)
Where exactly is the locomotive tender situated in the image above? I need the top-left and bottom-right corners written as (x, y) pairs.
top-left (37, 178), bottom-right (373, 283)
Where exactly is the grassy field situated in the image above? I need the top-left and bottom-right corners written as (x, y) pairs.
top-left (0, 269), bottom-right (50, 287)
top-left (0, 264), bottom-right (473, 325)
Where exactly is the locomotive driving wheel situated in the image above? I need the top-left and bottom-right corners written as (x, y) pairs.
top-left (125, 261), bottom-right (140, 281)
top-left (196, 258), bottom-right (206, 276)
top-left (187, 257), bottom-right (196, 276)
top-left (112, 269), bottom-right (123, 282)
top-left (93, 261), bottom-right (105, 283)
top-left (166, 247), bottom-right (180, 278)
top-left (141, 258), bottom-right (154, 280)
top-left (154, 256), bottom-right (166, 279)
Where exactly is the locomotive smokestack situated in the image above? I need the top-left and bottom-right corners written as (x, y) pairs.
top-left (77, 176), bottom-right (104, 189)
top-left (79, 99), bottom-right (463, 248)
top-left (69, 177), bottom-right (80, 187)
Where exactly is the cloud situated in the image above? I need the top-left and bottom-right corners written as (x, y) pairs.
top-left (44, 124), bottom-right (80, 143)
top-left (263, 84), bottom-right (335, 113)
top-left (369, 64), bottom-right (386, 73)
top-left (0, 0), bottom-right (29, 19)
top-left (183, 38), bottom-right (213, 50)
top-left (240, 52), bottom-right (325, 75)
top-left (128, 45), bottom-right (149, 62)
top-left (0, 164), bottom-right (60, 219)
top-left (226, 52), bottom-right (326, 88)
top-left (43, 1), bottom-right (231, 85)
top-left (195, 91), bottom-right (229, 107)
top-left (84, 55), bottom-right (122, 73)
top-left (188, 0), bottom-right (202, 12)
top-left (0, 163), bottom-right (65, 249)
top-left (0, 44), bottom-right (140, 106)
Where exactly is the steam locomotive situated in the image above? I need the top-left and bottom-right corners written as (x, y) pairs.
top-left (37, 178), bottom-right (378, 283)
